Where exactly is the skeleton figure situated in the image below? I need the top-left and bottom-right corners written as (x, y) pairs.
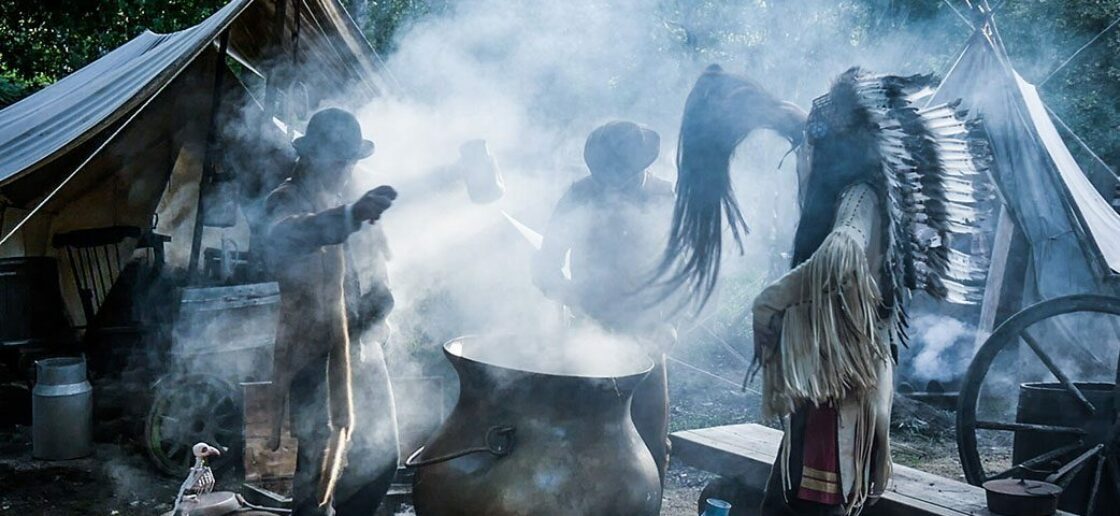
top-left (655, 66), bottom-right (990, 515)
top-left (172, 442), bottom-right (222, 514)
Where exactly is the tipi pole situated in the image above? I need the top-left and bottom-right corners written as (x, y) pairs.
top-left (942, 0), bottom-right (975, 30)
top-left (1045, 104), bottom-right (1120, 182)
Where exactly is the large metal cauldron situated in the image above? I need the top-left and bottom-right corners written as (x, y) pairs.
top-left (410, 336), bottom-right (661, 516)
top-left (1013, 382), bottom-right (1117, 513)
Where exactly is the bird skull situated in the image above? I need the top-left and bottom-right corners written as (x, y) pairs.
top-left (192, 442), bottom-right (222, 459)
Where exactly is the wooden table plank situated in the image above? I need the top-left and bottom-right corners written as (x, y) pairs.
top-left (671, 424), bottom-right (1074, 516)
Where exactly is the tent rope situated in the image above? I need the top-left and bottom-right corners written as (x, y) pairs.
top-left (666, 354), bottom-right (760, 395)
top-left (0, 65), bottom-right (178, 248)
top-left (1040, 13), bottom-right (1120, 87)
top-left (1045, 104), bottom-right (1120, 182)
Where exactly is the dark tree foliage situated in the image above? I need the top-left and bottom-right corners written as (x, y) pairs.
top-left (1, 0), bottom-right (1119, 168)
top-left (996, 0), bottom-right (1120, 167)
top-left (0, 0), bottom-right (229, 103)
top-left (0, 0), bottom-right (435, 107)
top-left (342, 0), bottom-right (442, 54)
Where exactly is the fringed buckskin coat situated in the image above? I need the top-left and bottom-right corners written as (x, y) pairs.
top-left (753, 182), bottom-right (894, 515)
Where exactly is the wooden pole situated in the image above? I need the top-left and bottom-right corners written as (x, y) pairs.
top-left (973, 206), bottom-right (1030, 350)
top-left (264, 0), bottom-right (289, 121)
top-left (187, 30), bottom-right (231, 281)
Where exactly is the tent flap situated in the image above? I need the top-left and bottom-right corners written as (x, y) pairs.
top-left (934, 28), bottom-right (1120, 303)
top-left (0, 0), bottom-right (384, 201)
top-left (0, 0), bottom-right (255, 188)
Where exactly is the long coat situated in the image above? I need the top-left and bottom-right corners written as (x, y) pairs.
top-left (263, 176), bottom-right (363, 505)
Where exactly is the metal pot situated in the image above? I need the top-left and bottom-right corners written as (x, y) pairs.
top-left (983, 478), bottom-right (1061, 516)
top-left (409, 335), bottom-right (660, 516)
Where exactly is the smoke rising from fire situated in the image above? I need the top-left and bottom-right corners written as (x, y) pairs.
top-left (338, 0), bottom-right (974, 379)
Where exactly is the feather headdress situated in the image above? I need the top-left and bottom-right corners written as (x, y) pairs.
top-left (807, 68), bottom-right (992, 315)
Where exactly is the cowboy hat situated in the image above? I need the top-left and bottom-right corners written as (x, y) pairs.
top-left (584, 120), bottom-right (660, 179)
top-left (293, 107), bottom-right (375, 160)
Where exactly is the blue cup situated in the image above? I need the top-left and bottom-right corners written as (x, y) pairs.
top-left (702, 497), bottom-right (732, 516)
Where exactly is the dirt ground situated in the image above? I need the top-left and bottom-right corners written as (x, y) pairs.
top-left (0, 419), bottom-right (969, 516)
top-left (0, 430), bottom-right (180, 515)
top-left (0, 433), bottom-right (707, 516)
top-left (0, 340), bottom-right (971, 515)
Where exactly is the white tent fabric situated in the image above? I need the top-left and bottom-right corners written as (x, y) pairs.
top-left (1017, 74), bottom-right (1120, 275)
top-left (0, 0), bottom-right (253, 187)
top-left (933, 28), bottom-right (1120, 303)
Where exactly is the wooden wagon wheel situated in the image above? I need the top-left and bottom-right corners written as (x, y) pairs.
top-left (957, 294), bottom-right (1120, 514)
top-left (144, 373), bottom-right (242, 476)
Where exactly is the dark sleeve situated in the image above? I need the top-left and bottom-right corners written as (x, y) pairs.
top-left (359, 280), bottom-right (395, 324)
top-left (532, 188), bottom-right (579, 300)
top-left (265, 187), bottom-right (360, 257)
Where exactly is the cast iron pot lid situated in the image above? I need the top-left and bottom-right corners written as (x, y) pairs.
top-left (983, 478), bottom-right (1062, 498)
top-left (983, 478), bottom-right (1062, 516)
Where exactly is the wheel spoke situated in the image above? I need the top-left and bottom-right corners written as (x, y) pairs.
top-left (164, 440), bottom-right (184, 459)
top-left (988, 441), bottom-right (1084, 481)
top-left (1085, 453), bottom-right (1106, 515)
top-left (1021, 331), bottom-right (1096, 414)
top-left (976, 420), bottom-right (1087, 435)
top-left (1046, 444), bottom-right (1104, 487)
top-left (957, 295), bottom-right (1120, 489)
top-left (1106, 454), bottom-right (1120, 505)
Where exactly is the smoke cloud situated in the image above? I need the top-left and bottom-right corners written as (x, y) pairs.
top-left (341, 0), bottom-right (970, 376)
top-left (909, 314), bottom-right (975, 382)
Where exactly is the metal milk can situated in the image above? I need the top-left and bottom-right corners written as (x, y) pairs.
top-left (33, 356), bottom-right (93, 459)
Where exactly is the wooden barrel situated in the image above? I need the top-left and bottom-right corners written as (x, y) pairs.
top-left (0, 257), bottom-right (74, 348)
top-left (1013, 381), bottom-right (1116, 513)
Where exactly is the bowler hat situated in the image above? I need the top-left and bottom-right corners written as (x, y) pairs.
top-left (293, 108), bottom-right (374, 160)
top-left (584, 121), bottom-right (660, 179)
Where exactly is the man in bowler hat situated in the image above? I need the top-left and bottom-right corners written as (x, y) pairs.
top-left (263, 107), bottom-right (400, 515)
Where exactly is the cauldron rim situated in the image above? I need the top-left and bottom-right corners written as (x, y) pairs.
top-left (443, 335), bottom-right (653, 381)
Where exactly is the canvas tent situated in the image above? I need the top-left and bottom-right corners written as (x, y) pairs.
top-left (0, 0), bottom-right (387, 325)
top-left (929, 16), bottom-right (1120, 357)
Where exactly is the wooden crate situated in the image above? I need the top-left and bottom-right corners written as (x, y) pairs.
top-left (242, 381), bottom-right (296, 486)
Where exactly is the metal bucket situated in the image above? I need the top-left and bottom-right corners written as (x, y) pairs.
top-left (32, 356), bottom-right (93, 460)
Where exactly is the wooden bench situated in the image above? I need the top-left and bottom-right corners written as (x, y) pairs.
top-left (671, 423), bottom-right (1073, 516)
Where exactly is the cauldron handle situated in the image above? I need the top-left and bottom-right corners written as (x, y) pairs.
top-left (405, 425), bottom-right (515, 468)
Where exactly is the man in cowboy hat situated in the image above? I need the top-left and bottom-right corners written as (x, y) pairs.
top-left (263, 107), bottom-right (400, 515)
top-left (532, 120), bottom-right (677, 482)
